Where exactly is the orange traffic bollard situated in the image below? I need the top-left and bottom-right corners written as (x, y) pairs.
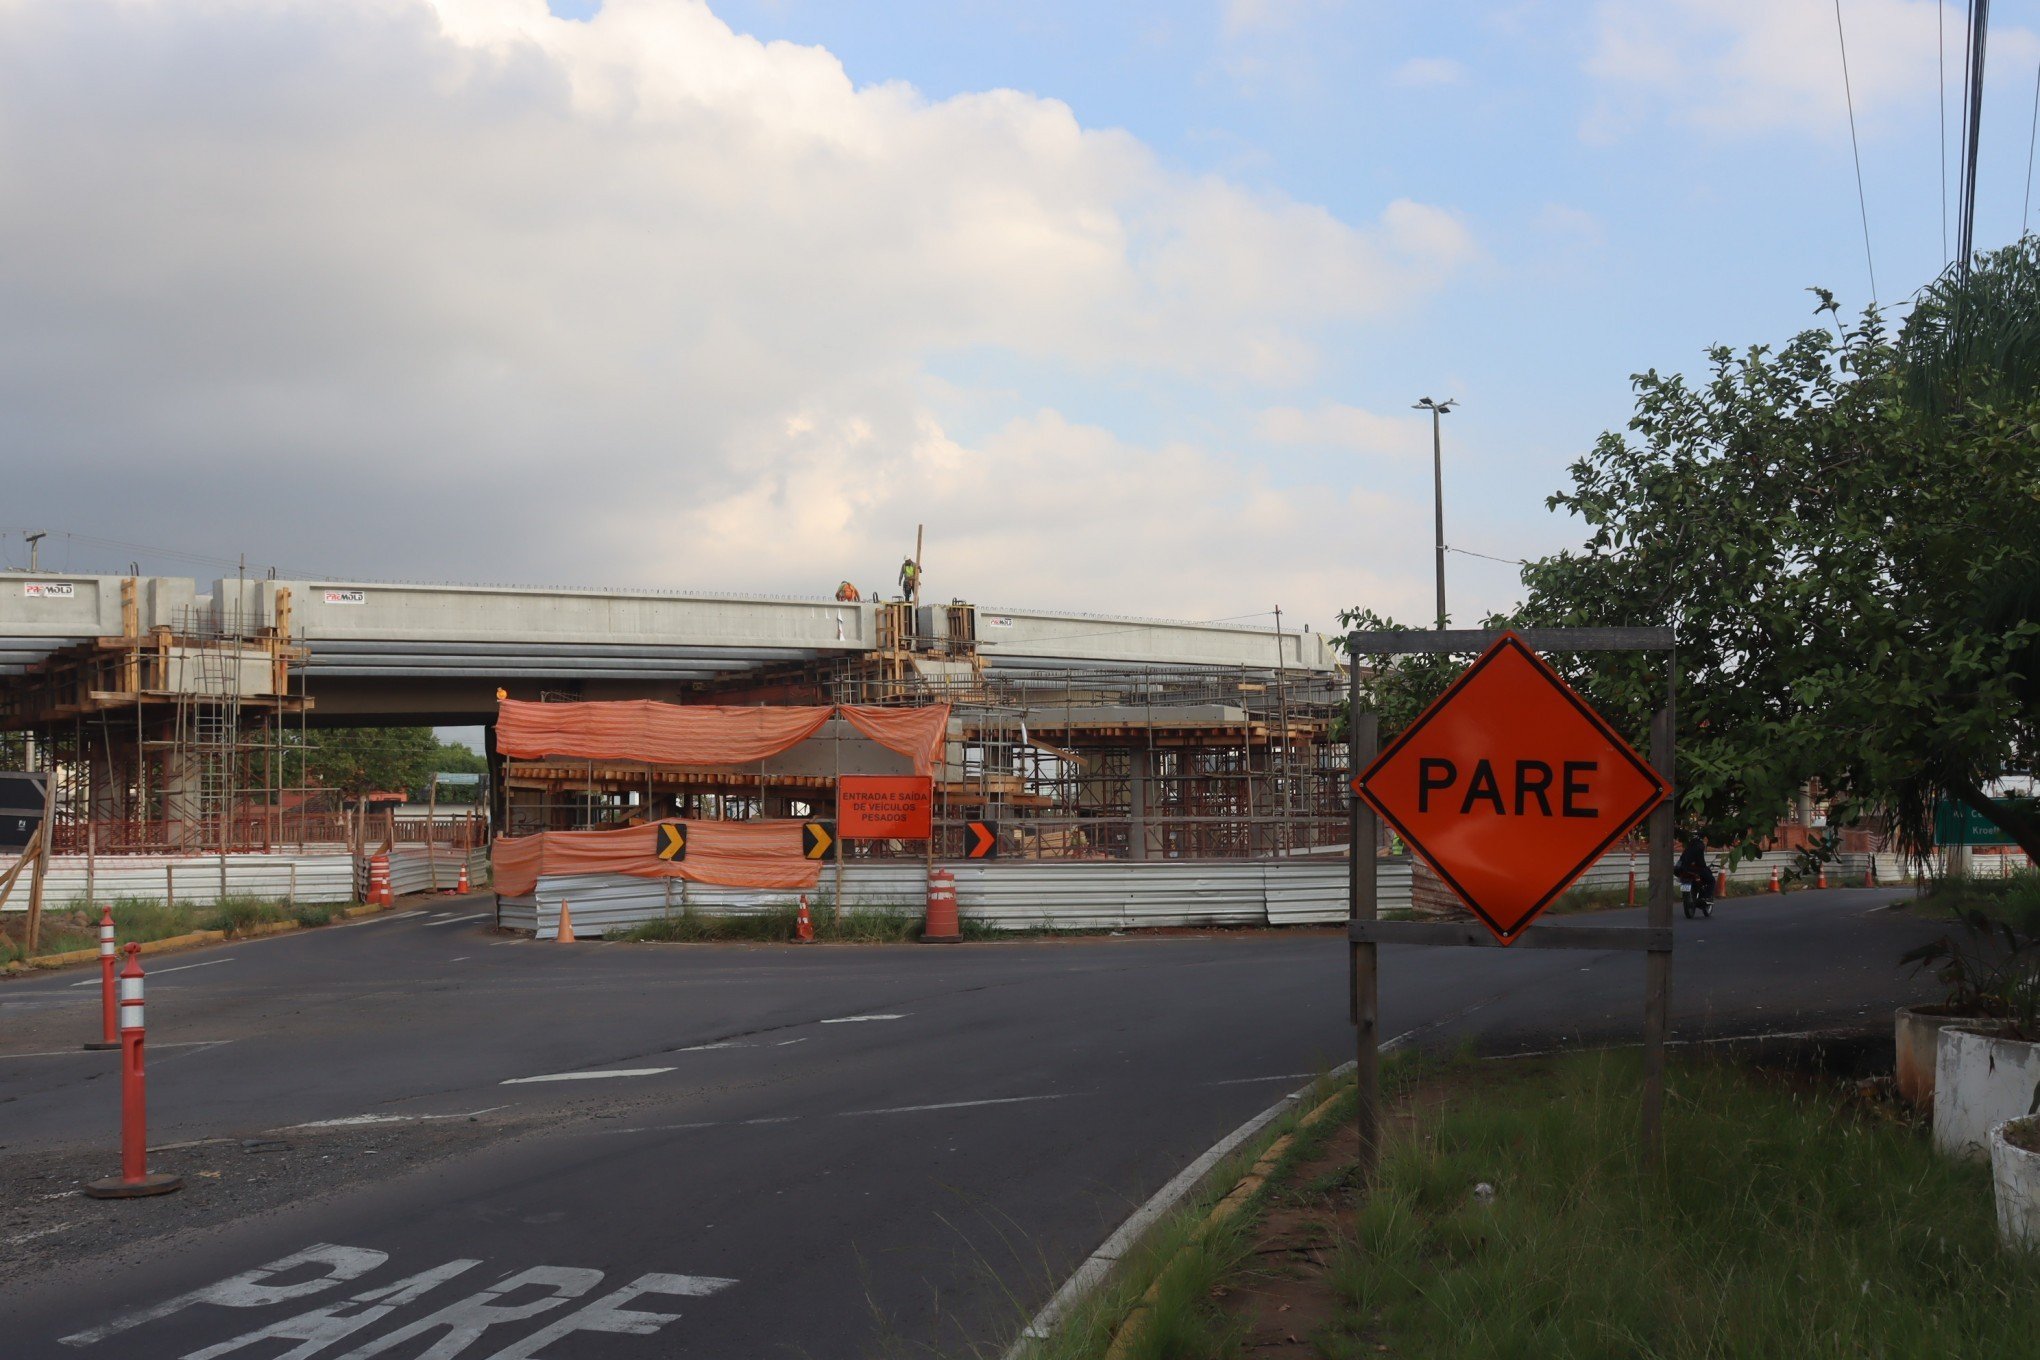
top-left (921, 868), bottom-right (961, 944)
top-left (85, 945), bottom-right (183, 1199)
top-left (84, 905), bottom-right (120, 1051)
top-left (1770, 867), bottom-right (1781, 893)
top-left (796, 895), bottom-right (815, 942)
top-left (1714, 869), bottom-right (1727, 898)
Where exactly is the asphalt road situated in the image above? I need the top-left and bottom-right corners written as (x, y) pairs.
top-left (1, 887), bottom-right (1942, 1359)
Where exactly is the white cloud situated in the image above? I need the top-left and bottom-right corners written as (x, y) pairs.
top-left (0, 0), bottom-right (1470, 611)
top-left (1586, 0), bottom-right (2040, 136)
top-left (1254, 402), bottom-right (1415, 456)
top-left (1221, 0), bottom-right (1340, 38)
top-left (1390, 56), bottom-right (1467, 88)
top-left (664, 406), bottom-right (1431, 628)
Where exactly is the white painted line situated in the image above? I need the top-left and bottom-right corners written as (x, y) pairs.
top-left (4, 1221), bottom-right (76, 1247)
top-left (424, 912), bottom-right (488, 927)
top-left (377, 910), bottom-right (430, 922)
top-left (70, 957), bottom-right (235, 986)
top-left (820, 1013), bottom-right (907, 1024)
top-left (674, 1042), bottom-right (747, 1053)
top-left (845, 1094), bottom-right (1072, 1117)
top-left (488, 938), bottom-right (527, 947)
top-left (1204, 1072), bottom-right (1316, 1087)
top-left (287, 1105), bottom-right (509, 1130)
top-left (448, 956), bottom-right (472, 962)
top-left (501, 1067), bottom-right (675, 1085)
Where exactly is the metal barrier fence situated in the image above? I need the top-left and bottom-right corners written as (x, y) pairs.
top-left (494, 847), bottom-right (1930, 940)
top-left (0, 853), bottom-right (357, 909)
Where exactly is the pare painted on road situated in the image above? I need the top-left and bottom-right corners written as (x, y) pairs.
top-left (59, 1242), bottom-right (736, 1357)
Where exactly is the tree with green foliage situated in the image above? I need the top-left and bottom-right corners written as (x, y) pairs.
top-left (286, 727), bottom-right (485, 801)
top-left (1505, 237), bottom-right (2040, 861)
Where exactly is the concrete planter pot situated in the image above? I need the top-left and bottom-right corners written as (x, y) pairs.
top-left (1990, 1117), bottom-right (2040, 1250)
top-left (1896, 1005), bottom-right (1987, 1107)
top-left (1934, 1025), bottom-right (2040, 1161)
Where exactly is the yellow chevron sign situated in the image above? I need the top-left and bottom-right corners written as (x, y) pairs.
top-left (802, 821), bottom-right (835, 860)
top-left (656, 823), bottom-right (688, 861)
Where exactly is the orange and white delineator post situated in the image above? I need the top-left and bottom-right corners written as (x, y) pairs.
top-left (796, 895), bottom-right (815, 942)
top-left (371, 853), bottom-right (393, 907)
top-left (85, 945), bottom-right (183, 1199)
top-left (1770, 866), bottom-right (1781, 893)
top-left (83, 905), bottom-right (120, 1051)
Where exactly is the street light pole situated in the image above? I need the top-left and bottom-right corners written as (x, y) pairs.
top-left (1413, 398), bottom-right (1456, 629)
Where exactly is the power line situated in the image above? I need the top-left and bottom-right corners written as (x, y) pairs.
top-left (1958, 0), bottom-right (1992, 280)
top-left (1834, 0), bottom-right (1878, 302)
top-left (2025, 58), bottom-right (2038, 235)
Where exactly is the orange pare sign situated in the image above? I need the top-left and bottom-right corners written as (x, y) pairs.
top-left (1355, 632), bottom-right (1666, 944)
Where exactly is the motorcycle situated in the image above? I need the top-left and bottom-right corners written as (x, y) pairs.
top-left (1680, 869), bottom-right (1714, 919)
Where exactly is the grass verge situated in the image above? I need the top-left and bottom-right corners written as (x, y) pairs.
top-left (0, 894), bottom-right (350, 964)
top-left (1092, 1046), bottom-right (2038, 1360)
top-left (1911, 869), bottom-right (2040, 931)
top-left (1019, 1059), bottom-right (1416, 1360)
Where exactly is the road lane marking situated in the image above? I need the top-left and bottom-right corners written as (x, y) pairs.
top-left (1204, 1072), bottom-right (1316, 1086)
top-left (57, 1243), bottom-right (736, 1352)
top-left (70, 957), bottom-right (236, 986)
top-left (449, 955), bottom-right (472, 962)
top-left (501, 1067), bottom-right (676, 1085)
top-left (424, 912), bottom-right (488, 926)
top-left (674, 1042), bottom-right (746, 1052)
top-left (286, 1106), bottom-right (508, 1129)
top-left (819, 1013), bottom-right (907, 1024)
top-left (843, 1094), bottom-right (1072, 1116)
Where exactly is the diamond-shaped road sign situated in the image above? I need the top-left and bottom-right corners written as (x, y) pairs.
top-left (1355, 631), bottom-right (1667, 944)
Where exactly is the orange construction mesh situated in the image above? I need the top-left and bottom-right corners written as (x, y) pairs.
top-left (495, 700), bottom-right (950, 775)
top-left (492, 819), bottom-right (817, 896)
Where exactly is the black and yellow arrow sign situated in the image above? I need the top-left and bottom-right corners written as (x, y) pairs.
top-left (965, 820), bottom-right (998, 859)
top-left (802, 821), bottom-right (835, 860)
top-left (656, 823), bottom-right (688, 861)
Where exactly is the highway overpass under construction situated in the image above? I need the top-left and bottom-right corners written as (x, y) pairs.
top-left (0, 572), bottom-right (1353, 861)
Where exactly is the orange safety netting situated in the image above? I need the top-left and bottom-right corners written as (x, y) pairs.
top-left (492, 819), bottom-right (818, 896)
top-left (495, 700), bottom-right (950, 776)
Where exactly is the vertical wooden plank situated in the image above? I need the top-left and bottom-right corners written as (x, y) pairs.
top-left (1641, 658), bottom-right (1677, 1167)
top-left (25, 772), bottom-right (57, 954)
top-left (1350, 691), bottom-right (1381, 1190)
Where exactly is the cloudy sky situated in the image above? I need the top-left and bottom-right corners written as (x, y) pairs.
top-left (4, 0), bottom-right (2039, 633)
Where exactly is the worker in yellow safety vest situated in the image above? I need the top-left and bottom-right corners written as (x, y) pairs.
top-left (898, 556), bottom-right (920, 602)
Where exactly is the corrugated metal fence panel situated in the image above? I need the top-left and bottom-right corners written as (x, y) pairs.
top-left (508, 865), bottom-right (932, 939)
top-left (952, 861), bottom-right (1267, 930)
top-left (0, 853), bottom-right (357, 910)
top-left (1264, 861), bottom-right (1356, 925)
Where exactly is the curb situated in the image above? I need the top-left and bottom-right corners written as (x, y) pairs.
top-left (3, 900), bottom-right (396, 976)
top-left (1100, 1086), bottom-right (1348, 1360)
top-left (1003, 1060), bottom-right (1357, 1360)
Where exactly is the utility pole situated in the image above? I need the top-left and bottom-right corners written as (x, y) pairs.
top-left (26, 531), bottom-right (46, 573)
top-left (1413, 399), bottom-right (1456, 629)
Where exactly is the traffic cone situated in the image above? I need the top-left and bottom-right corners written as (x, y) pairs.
top-left (796, 895), bottom-right (815, 943)
top-left (455, 862), bottom-right (470, 894)
top-left (1715, 869), bottom-right (1727, 898)
top-left (1769, 867), bottom-right (1781, 893)
top-left (556, 900), bottom-right (577, 944)
top-left (1817, 866), bottom-right (1828, 889)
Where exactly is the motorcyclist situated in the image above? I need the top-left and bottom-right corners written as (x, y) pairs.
top-left (1675, 830), bottom-right (1713, 905)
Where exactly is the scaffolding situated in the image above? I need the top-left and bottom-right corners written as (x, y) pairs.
top-left (3, 587), bottom-right (337, 854)
top-left (501, 658), bottom-right (1355, 861)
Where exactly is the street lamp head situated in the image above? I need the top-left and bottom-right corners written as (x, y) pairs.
top-left (1412, 397), bottom-right (1457, 413)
